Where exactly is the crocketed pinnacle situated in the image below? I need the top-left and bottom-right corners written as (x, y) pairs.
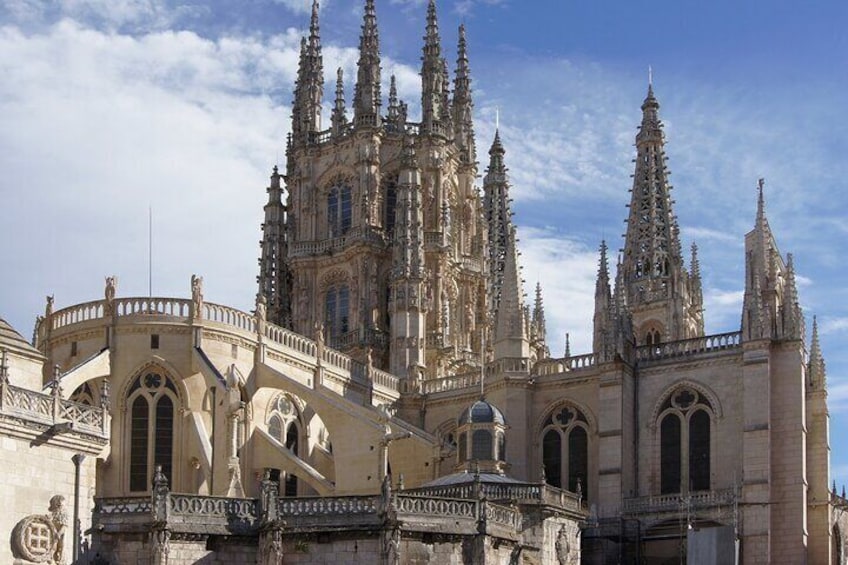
top-left (484, 130), bottom-right (512, 316)
top-left (809, 315), bottom-right (827, 389)
top-left (353, 0), bottom-right (381, 127)
top-left (421, 0), bottom-right (445, 133)
top-left (331, 67), bottom-right (347, 135)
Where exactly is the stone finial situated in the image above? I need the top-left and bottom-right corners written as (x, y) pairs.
top-left (51, 365), bottom-right (62, 397)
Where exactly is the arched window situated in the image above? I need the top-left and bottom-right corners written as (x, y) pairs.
top-left (497, 432), bottom-right (506, 462)
top-left (328, 186), bottom-right (352, 237)
top-left (126, 370), bottom-right (179, 492)
top-left (267, 394), bottom-right (304, 498)
top-left (568, 426), bottom-right (588, 495)
top-left (658, 387), bottom-right (713, 494)
top-left (325, 285), bottom-right (350, 341)
top-left (689, 410), bottom-right (710, 491)
top-left (660, 413), bottom-right (682, 494)
top-left (540, 404), bottom-right (590, 499)
top-left (543, 430), bottom-right (562, 488)
top-left (472, 430), bottom-right (492, 461)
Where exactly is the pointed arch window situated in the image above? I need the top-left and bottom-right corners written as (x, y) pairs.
top-left (325, 284), bottom-right (350, 341)
top-left (540, 405), bottom-right (590, 499)
top-left (657, 387), bottom-right (712, 494)
top-left (267, 394), bottom-right (304, 498)
top-left (328, 186), bottom-right (352, 238)
top-left (126, 370), bottom-right (179, 492)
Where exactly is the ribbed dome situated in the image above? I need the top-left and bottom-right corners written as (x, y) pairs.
top-left (458, 399), bottom-right (505, 425)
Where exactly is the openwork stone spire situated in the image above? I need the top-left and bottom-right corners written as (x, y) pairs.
top-left (484, 130), bottom-right (512, 316)
top-left (257, 166), bottom-right (290, 326)
top-left (452, 24), bottom-right (475, 163)
top-left (621, 84), bottom-right (701, 343)
top-left (353, 0), bottom-right (381, 127)
top-left (292, 0), bottom-right (324, 143)
top-left (421, 0), bottom-right (445, 134)
top-left (494, 226), bottom-right (529, 359)
top-left (331, 67), bottom-right (347, 136)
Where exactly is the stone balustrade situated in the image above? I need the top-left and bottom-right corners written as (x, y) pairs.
top-left (288, 225), bottom-right (387, 258)
top-left (420, 371), bottom-right (481, 394)
top-left (405, 481), bottom-right (584, 514)
top-left (635, 331), bottom-right (742, 363)
top-left (0, 380), bottom-right (108, 437)
top-left (623, 488), bottom-right (737, 514)
top-left (41, 297), bottom-right (403, 403)
top-left (535, 353), bottom-right (598, 376)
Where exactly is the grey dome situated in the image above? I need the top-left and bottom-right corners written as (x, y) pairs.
top-left (458, 399), bottom-right (505, 425)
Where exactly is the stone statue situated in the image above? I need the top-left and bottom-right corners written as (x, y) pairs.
top-left (45, 295), bottom-right (54, 318)
top-left (104, 275), bottom-right (117, 315)
top-left (49, 495), bottom-right (68, 565)
top-left (191, 275), bottom-right (204, 319)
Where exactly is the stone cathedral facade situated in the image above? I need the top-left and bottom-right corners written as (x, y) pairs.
top-left (0, 1), bottom-right (845, 564)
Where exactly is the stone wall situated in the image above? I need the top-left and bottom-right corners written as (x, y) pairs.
top-left (0, 428), bottom-right (100, 564)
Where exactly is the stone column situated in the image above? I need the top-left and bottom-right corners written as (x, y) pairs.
top-left (149, 466), bottom-right (170, 565)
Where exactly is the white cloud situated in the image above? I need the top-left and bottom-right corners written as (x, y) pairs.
top-left (516, 226), bottom-right (599, 356)
top-left (821, 317), bottom-right (848, 335)
top-left (274, 0), bottom-right (329, 17)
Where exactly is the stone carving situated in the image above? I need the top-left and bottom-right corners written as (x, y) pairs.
top-left (191, 274), bottom-right (204, 319)
top-left (45, 295), bottom-right (54, 318)
top-left (49, 495), bottom-right (68, 565)
top-left (12, 496), bottom-right (67, 564)
top-left (104, 275), bottom-right (117, 315)
top-left (149, 526), bottom-right (170, 565)
top-left (555, 524), bottom-right (578, 565)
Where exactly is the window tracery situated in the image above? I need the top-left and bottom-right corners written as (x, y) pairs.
top-left (327, 185), bottom-right (352, 237)
top-left (125, 369), bottom-right (179, 492)
top-left (541, 403), bottom-right (589, 499)
top-left (266, 394), bottom-right (304, 497)
top-left (658, 386), bottom-right (712, 494)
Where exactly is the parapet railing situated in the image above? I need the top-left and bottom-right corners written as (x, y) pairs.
top-left (405, 481), bottom-right (584, 515)
top-left (41, 297), bottom-right (403, 401)
top-left (535, 353), bottom-right (598, 377)
top-left (634, 331), bottom-right (742, 363)
top-left (288, 225), bottom-right (387, 258)
top-left (0, 379), bottom-right (108, 437)
top-left (622, 488), bottom-right (737, 514)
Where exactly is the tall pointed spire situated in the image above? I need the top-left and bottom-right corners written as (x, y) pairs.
top-left (494, 226), bottom-right (530, 360)
top-left (291, 0), bottom-right (324, 143)
top-left (452, 24), bottom-right (476, 163)
top-left (593, 240), bottom-right (612, 357)
top-left (742, 178), bottom-right (780, 341)
top-left (331, 67), bottom-right (347, 136)
top-left (621, 82), bottom-right (701, 343)
top-left (484, 130), bottom-right (512, 317)
top-left (421, 0), bottom-right (446, 134)
top-left (809, 316), bottom-right (827, 389)
top-left (257, 166), bottom-right (291, 327)
top-left (353, 0), bottom-right (381, 127)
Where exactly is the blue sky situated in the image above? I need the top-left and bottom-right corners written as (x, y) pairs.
top-left (1, 0), bottom-right (847, 485)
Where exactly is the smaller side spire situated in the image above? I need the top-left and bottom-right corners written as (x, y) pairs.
top-left (809, 316), bottom-right (827, 389)
top-left (493, 227), bottom-right (530, 360)
top-left (593, 240), bottom-right (612, 358)
top-left (353, 0), bottom-right (382, 127)
top-left (331, 67), bottom-right (347, 136)
top-left (421, 0), bottom-right (445, 134)
top-left (453, 24), bottom-right (476, 163)
top-left (531, 281), bottom-right (548, 358)
top-left (780, 253), bottom-right (804, 341)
